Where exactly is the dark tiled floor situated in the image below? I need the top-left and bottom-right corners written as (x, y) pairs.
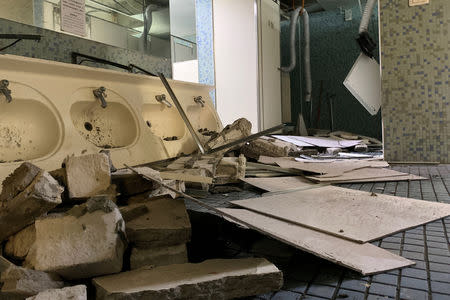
top-left (186, 164), bottom-right (450, 300)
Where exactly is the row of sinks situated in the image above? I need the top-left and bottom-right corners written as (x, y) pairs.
top-left (0, 55), bottom-right (222, 184)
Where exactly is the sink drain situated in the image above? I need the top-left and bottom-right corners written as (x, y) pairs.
top-left (84, 122), bottom-right (93, 131)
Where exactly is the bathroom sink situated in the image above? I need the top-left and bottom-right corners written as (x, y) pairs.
top-left (142, 104), bottom-right (186, 141)
top-left (0, 85), bottom-right (62, 163)
top-left (186, 104), bottom-right (222, 142)
top-left (70, 89), bottom-right (138, 149)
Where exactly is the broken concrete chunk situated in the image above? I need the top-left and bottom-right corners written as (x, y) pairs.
top-left (205, 118), bottom-right (252, 152)
top-left (0, 256), bottom-right (13, 273)
top-left (85, 195), bottom-right (118, 214)
top-left (130, 244), bottom-right (188, 270)
top-left (160, 169), bottom-right (212, 192)
top-left (127, 180), bottom-right (186, 205)
top-left (93, 258), bottom-right (283, 300)
top-left (48, 168), bottom-right (67, 190)
top-left (120, 167), bottom-right (185, 200)
top-left (119, 204), bottom-right (149, 222)
top-left (166, 155), bottom-right (220, 176)
top-left (0, 265), bottom-right (64, 298)
top-left (5, 225), bottom-right (35, 260)
top-left (215, 155), bottom-right (246, 185)
top-left (125, 198), bottom-right (191, 247)
top-left (241, 137), bottom-right (298, 160)
top-left (23, 200), bottom-right (126, 280)
top-left (0, 170), bottom-right (63, 242)
top-left (0, 162), bottom-right (41, 203)
top-left (160, 169), bottom-right (213, 184)
top-left (148, 179), bottom-right (185, 200)
top-left (25, 285), bottom-right (87, 300)
top-left (65, 153), bottom-right (111, 199)
top-left (112, 169), bottom-right (156, 197)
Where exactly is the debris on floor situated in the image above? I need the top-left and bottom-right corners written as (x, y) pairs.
top-left (230, 186), bottom-right (450, 243)
top-left (25, 285), bottom-right (87, 300)
top-left (0, 118), bottom-right (448, 299)
top-left (204, 118), bottom-right (252, 153)
top-left (0, 263), bottom-right (65, 298)
top-left (240, 136), bottom-right (302, 159)
top-left (92, 258), bottom-right (283, 300)
top-left (0, 164), bottom-right (63, 242)
top-left (218, 208), bottom-right (414, 275)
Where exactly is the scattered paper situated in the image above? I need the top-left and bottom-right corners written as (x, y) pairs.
top-left (272, 135), bottom-right (362, 148)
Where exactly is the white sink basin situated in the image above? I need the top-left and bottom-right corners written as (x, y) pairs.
top-left (70, 89), bottom-right (138, 149)
top-left (142, 103), bottom-right (186, 141)
top-left (0, 83), bottom-right (62, 162)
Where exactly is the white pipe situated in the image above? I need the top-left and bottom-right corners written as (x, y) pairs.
top-left (280, 7), bottom-right (301, 72)
top-left (302, 8), bottom-right (311, 103)
top-left (280, 8), bottom-right (311, 103)
top-left (359, 0), bottom-right (377, 34)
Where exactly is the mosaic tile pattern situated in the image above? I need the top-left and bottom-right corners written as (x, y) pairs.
top-left (195, 0), bottom-right (216, 105)
top-left (0, 18), bottom-right (172, 77)
top-left (379, 0), bottom-right (450, 163)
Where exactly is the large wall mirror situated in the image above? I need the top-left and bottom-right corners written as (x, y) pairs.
top-left (0, 0), bottom-right (198, 65)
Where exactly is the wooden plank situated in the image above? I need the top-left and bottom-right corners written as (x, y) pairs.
top-left (230, 186), bottom-right (450, 243)
top-left (306, 167), bottom-right (411, 183)
top-left (242, 176), bottom-right (316, 192)
top-left (219, 208), bottom-right (415, 275)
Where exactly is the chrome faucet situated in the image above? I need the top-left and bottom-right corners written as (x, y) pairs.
top-left (155, 94), bottom-right (172, 108)
top-left (93, 87), bottom-right (107, 108)
top-left (0, 80), bottom-right (12, 103)
top-left (194, 96), bottom-right (205, 107)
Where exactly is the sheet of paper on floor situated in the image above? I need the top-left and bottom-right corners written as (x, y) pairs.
top-left (272, 135), bottom-right (363, 148)
top-left (218, 208), bottom-right (415, 275)
top-left (230, 186), bottom-right (450, 243)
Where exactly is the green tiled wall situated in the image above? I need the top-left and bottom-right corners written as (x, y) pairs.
top-left (380, 0), bottom-right (449, 163)
top-left (282, 6), bottom-right (382, 139)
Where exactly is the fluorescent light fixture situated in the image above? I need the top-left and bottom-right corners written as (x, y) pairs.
top-left (344, 53), bottom-right (381, 115)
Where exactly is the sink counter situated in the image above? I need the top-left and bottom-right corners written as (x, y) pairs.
top-left (0, 54), bottom-right (222, 186)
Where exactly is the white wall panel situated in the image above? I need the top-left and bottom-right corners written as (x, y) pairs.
top-left (213, 0), bottom-right (260, 131)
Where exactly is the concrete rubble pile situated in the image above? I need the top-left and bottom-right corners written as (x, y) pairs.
top-left (0, 122), bottom-right (284, 300)
top-left (1, 116), bottom-right (426, 299)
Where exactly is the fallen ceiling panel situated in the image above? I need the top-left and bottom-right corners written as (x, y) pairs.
top-left (219, 208), bottom-right (415, 275)
top-left (231, 186), bottom-right (450, 243)
top-left (242, 176), bottom-right (317, 191)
